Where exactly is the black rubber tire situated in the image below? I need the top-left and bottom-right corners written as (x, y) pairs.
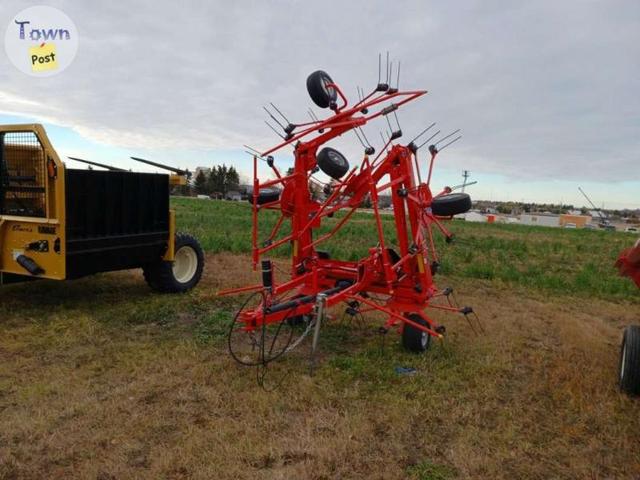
top-left (402, 313), bottom-right (432, 353)
top-left (248, 187), bottom-right (281, 205)
top-left (431, 193), bottom-right (472, 216)
top-left (619, 325), bottom-right (640, 395)
top-left (317, 147), bottom-right (349, 179)
top-left (143, 233), bottom-right (204, 293)
top-left (306, 70), bottom-right (337, 109)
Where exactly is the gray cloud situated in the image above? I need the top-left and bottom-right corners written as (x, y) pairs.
top-left (1, 0), bottom-right (638, 182)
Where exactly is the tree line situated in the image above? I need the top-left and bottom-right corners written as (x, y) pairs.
top-left (193, 164), bottom-right (240, 197)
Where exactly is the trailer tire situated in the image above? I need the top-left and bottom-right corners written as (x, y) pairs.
top-left (317, 147), bottom-right (350, 179)
top-left (402, 313), bottom-right (431, 353)
top-left (248, 187), bottom-right (281, 205)
top-left (144, 233), bottom-right (204, 293)
top-left (431, 193), bottom-right (472, 216)
top-left (619, 325), bottom-right (640, 395)
top-left (306, 70), bottom-right (337, 109)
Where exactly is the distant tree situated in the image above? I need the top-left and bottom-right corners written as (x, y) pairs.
top-left (208, 164), bottom-right (240, 197)
top-left (194, 170), bottom-right (208, 194)
top-left (226, 166), bottom-right (240, 192)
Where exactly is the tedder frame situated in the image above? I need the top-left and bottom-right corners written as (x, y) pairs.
top-left (221, 58), bottom-right (479, 369)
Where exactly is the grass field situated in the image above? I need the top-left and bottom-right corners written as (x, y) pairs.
top-left (1, 198), bottom-right (639, 479)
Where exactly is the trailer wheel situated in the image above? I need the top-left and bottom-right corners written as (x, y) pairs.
top-left (619, 325), bottom-right (640, 395)
top-left (144, 233), bottom-right (204, 293)
top-left (431, 193), bottom-right (472, 216)
top-left (248, 187), bottom-right (281, 205)
top-left (306, 70), bottom-right (337, 109)
top-left (317, 147), bottom-right (350, 179)
top-left (402, 313), bottom-right (432, 353)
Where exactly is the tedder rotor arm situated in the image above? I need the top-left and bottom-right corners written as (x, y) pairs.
top-left (260, 89), bottom-right (427, 158)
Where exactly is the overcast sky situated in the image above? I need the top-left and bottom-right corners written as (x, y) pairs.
top-left (1, 1), bottom-right (639, 208)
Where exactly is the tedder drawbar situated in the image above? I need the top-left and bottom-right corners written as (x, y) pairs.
top-left (220, 56), bottom-right (480, 373)
top-left (0, 124), bottom-right (203, 292)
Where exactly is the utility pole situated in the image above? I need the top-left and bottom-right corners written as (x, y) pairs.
top-left (461, 170), bottom-right (470, 192)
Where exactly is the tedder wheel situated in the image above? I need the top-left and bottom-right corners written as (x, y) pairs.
top-left (248, 187), bottom-right (281, 205)
top-left (317, 147), bottom-right (350, 179)
top-left (431, 193), bottom-right (472, 217)
top-left (306, 70), bottom-right (337, 109)
top-left (619, 325), bottom-right (640, 395)
top-left (143, 233), bottom-right (204, 293)
top-left (402, 313), bottom-right (432, 353)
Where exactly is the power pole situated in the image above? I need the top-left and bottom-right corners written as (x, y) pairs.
top-left (462, 170), bottom-right (470, 192)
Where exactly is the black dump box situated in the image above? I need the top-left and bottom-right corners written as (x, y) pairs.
top-left (65, 169), bottom-right (169, 279)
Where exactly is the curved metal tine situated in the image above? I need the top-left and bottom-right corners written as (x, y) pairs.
top-left (418, 130), bottom-right (441, 149)
top-left (353, 127), bottom-right (367, 148)
top-left (388, 61), bottom-right (393, 87)
top-left (386, 51), bottom-right (390, 84)
top-left (243, 145), bottom-right (268, 162)
top-left (358, 126), bottom-right (373, 149)
top-left (244, 144), bottom-right (264, 157)
top-left (308, 108), bottom-right (321, 122)
top-left (354, 86), bottom-right (364, 108)
top-left (434, 129), bottom-right (461, 147)
top-left (378, 53), bottom-right (382, 85)
top-left (396, 61), bottom-right (401, 90)
top-left (450, 180), bottom-right (477, 191)
top-left (438, 135), bottom-right (462, 152)
top-left (263, 106), bottom-right (285, 130)
top-left (385, 114), bottom-right (394, 134)
top-left (270, 103), bottom-right (290, 124)
top-left (393, 111), bottom-right (401, 131)
top-left (264, 120), bottom-right (285, 139)
top-left (410, 123), bottom-right (436, 144)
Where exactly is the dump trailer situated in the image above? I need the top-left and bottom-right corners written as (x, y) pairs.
top-left (0, 124), bottom-right (203, 292)
top-left (617, 238), bottom-right (640, 395)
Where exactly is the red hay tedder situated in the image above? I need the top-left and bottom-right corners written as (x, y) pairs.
top-left (220, 57), bottom-right (478, 372)
top-left (617, 238), bottom-right (640, 395)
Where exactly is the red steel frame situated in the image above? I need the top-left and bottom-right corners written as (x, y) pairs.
top-left (617, 238), bottom-right (640, 289)
top-left (220, 79), bottom-right (468, 339)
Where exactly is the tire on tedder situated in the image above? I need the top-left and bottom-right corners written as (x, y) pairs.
top-left (402, 313), bottom-right (432, 353)
top-left (306, 70), bottom-right (337, 109)
top-left (144, 233), bottom-right (204, 293)
top-left (317, 147), bottom-right (350, 180)
top-left (248, 187), bottom-right (281, 205)
top-left (431, 192), bottom-right (472, 216)
top-left (620, 325), bottom-right (640, 395)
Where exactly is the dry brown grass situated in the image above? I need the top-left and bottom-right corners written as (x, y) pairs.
top-left (1, 253), bottom-right (640, 479)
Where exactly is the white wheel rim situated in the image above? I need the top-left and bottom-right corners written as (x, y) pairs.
top-left (173, 246), bottom-right (198, 284)
top-left (620, 342), bottom-right (627, 383)
top-left (420, 331), bottom-right (428, 349)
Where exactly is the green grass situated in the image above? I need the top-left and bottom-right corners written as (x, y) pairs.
top-left (174, 197), bottom-right (638, 301)
top-left (2, 197), bottom-right (640, 479)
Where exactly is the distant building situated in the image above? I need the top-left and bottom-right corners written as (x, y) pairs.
top-left (520, 213), bottom-right (560, 227)
top-left (559, 214), bottom-right (592, 228)
top-left (226, 190), bottom-right (242, 201)
top-left (459, 211), bottom-right (487, 223)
